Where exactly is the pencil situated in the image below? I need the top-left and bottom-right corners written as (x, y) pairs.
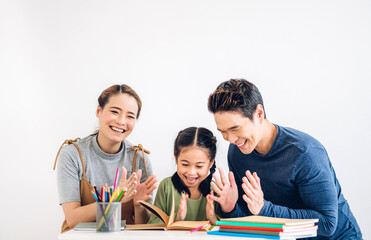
top-left (93, 184), bottom-right (101, 201)
top-left (189, 222), bottom-right (211, 233)
top-left (113, 168), bottom-right (119, 191)
top-left (116, 189), bottom-right (126, 202)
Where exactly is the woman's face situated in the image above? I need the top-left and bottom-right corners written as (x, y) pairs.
top-left (96, 93), bottom-right (138, 147)
top-left (176, 146), bottom-right (214, 190)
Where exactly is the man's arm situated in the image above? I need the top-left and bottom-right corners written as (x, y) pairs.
top-left (241, 148), bottom-right (338, 237)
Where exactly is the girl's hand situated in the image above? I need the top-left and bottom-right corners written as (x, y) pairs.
top-left (118, 167), bottom-right (138, 203)
top-left (210, 168), bottom-right (238, 213)
top-left (206, 191), bottom-right (218, 225)
top-left (133, 169), bottom-right (158, 206)
top-left (175, 193), bottom-right (188, 221)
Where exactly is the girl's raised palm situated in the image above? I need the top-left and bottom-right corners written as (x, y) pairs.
top-left (206, 191), bottom-right (218, 225)
top-left (175, 193), bottom-right (188, 221)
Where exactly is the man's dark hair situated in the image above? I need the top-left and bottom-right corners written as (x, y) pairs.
top-left (207, 79), bottom-right (266, 120)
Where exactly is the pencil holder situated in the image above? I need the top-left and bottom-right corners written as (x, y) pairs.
top-left (96, 202), bottom-right (121, 232)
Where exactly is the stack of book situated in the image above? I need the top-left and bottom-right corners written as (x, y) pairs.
top-left (207, 216), bottom-right (318, 239)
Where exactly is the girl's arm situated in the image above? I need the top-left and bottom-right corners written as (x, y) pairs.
top-left (61, 202), bottom-right (97, 229)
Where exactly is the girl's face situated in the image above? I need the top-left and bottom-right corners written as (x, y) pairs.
top-left (176, 146), bottom-right (214, 190)
top-left (96, 93), bottom-right (138, 148)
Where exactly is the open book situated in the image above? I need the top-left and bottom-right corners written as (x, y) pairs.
top-left (125, 187), bottom-right (210, 231)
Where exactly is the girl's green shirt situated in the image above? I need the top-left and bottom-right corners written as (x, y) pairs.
top-left (147, 177), bottom-right (219, 224)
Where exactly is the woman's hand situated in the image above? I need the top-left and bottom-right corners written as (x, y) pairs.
top-left (210, 168), bottom-right (238, 213)
top-left (242, 170), bottom-right (264, 215)
top-left (175, 193), bottom-right (188, 221)
top-left (206, 191), bottom-right (218, 225)
top-left (118, 167), bottom-right (138, 203)
top-left (133, 169), bottom-right (158, 206)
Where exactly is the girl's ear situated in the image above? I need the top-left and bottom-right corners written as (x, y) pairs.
top-left (209, 158), bottom-right (215, 169)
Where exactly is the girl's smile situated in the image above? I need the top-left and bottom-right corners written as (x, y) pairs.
top-left (176, 146), bottom-right (214, 199)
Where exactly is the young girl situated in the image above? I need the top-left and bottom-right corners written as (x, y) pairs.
top-left (54, 84), bottom-right (157, 232)
top-left (148, 127), bottom-right (219, 224)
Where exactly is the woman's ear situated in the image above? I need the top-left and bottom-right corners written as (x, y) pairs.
top-left (96, 105), bottom-right (102, 118)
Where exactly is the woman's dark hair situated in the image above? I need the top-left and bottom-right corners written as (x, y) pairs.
top-left (208, 79), bottom-right (266, 120)
top-left (92, 84), bottom-right (142, 136)
top-left (171, 127), bottom-right (217, 198)
top-left (98, 84), bottom-right (142, 118)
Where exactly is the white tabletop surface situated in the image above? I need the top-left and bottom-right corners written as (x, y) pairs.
top-left (57, 228), bottom-right (268, 240)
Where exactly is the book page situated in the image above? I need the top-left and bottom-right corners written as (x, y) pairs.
top-left (138, 200), bottom-right (169, 225)
top-left (168, 186), bottom-right (176, 226)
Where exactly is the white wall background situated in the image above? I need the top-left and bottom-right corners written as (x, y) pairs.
top-left (0, 0), bottom-right (370, 239)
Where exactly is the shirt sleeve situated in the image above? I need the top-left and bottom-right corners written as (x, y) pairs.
top-left (56, 145), bottom-right (82, 204)
top-left (258, 147), bottom-right (338, 236)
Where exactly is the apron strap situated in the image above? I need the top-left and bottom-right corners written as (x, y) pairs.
top-left (53, 138), bottom-right (87, 179)
top-left (131, 144), bottom-right (150, 178)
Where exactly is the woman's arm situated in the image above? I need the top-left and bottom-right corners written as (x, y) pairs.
top-left (61, 202), bottom-right (97, 229)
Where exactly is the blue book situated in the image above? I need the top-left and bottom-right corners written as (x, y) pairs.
top-left (207, 230), bottom-right (317, 239)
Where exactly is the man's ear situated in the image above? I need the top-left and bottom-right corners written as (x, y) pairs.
top-left (255, 104), bottom-right (265, 123)
top-left (96, 105), bottom-right (102, 118)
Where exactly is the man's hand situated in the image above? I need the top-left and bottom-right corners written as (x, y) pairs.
top-left (242, 170), bottom-right (264, 215)
top-left (210, 168), bottom-right (238, 213)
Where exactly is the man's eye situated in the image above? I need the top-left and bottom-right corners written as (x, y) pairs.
top-left (111, 111), bottom-right (119, 114)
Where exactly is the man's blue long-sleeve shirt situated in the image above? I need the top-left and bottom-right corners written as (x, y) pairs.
top-left (222, 125), bottom-right (362, 239)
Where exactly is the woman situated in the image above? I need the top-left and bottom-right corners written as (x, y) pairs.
top-left (54, 84), bottom-right (157, 232)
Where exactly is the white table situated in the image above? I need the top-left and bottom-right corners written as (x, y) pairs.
top-left (57, 228), bottom-right (268, 240)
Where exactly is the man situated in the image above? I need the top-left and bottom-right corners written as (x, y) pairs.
top-left (208, 79), bottom-right (362, 239)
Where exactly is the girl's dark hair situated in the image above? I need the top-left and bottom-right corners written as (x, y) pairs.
top-left (171, 127), bottom-right (217, 198)
top-left (208, 79), bottom-right (266, 120)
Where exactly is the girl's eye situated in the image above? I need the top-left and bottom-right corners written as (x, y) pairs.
top-left (196, 166), bottom-right (204, 169)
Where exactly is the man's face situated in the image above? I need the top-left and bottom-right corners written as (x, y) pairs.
top-left (214, 110), bottom-right (263, 154)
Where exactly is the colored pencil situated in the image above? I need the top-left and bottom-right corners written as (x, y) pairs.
top-left (93, 184), bottom-right (101, 201)
top-left (113, 168), bottom-right (119, 191)
top-left (189, 222), bottom-right (211, 233)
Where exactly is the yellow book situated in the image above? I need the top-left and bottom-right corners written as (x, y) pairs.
top-left (125, 187), bottom-right (210, 231)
